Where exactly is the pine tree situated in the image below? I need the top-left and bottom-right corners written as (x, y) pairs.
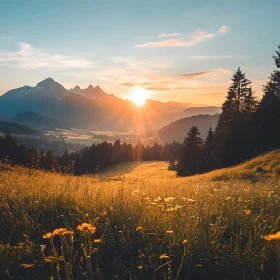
top-left (134, 139), bottom-right (143, 161)
top-left (177, 126), bottom-right (202, 176)
top-left (43, 150), bottom-right (61, 172)
top-left (0, 133), bottom-right (17, 163)
top-left (214, 68), bottom-right (256, 167)
top-left (254, 45), bottom-right (280, 153)
top-left (201, 127), bottom-right (215, 172)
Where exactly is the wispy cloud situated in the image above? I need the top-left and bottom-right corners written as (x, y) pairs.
top-left (135, 30), bottom-right (215, 48)
top-left (189, 54), bottom-right (249, 60)
top-left (158, 33), bottom-right (181, 38)
top-left (218, 25), bottom-right (231, 34)
top-left (135, 25), bottom-right (231, 48)
top-left (0, 42), bottom-right (97, 70)
top-left (120, 68), bottom-right (231, 92)
top-left (180, 71), bottom-right (209, 79)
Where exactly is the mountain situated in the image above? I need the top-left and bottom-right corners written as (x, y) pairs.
top-left (0, 78), bottom-right (221, 132)
top-left (157, 114), bottom-right (219, 143)
top-left (0, 78), bottom-right (72, 116)
top-left (12, 111), bottom-right (71, 130)
top-left (0, 121), bottom-right (38, 136)
top-left (70, 85), bottom-right (107, 99)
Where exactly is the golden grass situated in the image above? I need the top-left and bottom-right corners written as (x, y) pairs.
top-left (0, 151), bottom-right (280, 279)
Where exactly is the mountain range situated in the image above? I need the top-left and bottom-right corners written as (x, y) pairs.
top-left (0, 78), bottom-right (221, 132)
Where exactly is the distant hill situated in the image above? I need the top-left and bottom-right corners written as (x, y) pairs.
top-left (0, 78), bottom-right (221, 132)
top-left (0, 121), bottom-right (38, 135)
top-left (158, 114), bottom-right (219, 142)
top-left (12, 111), bottom-right (71, 130)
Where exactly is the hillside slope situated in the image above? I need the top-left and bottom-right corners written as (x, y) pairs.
top-left (158, 114), bottom-right (219, 142)
top-left (0, 150), bottom-right (280, 279)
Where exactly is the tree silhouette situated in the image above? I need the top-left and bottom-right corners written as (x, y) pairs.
top-left (201, 126), bottom-right (215, 172)
top-left (214, 68), bottom-right (256, 166)
top-left (254, 45), bottom-right (280, 153)
top-left (177, 126), bottom-right (202, 176)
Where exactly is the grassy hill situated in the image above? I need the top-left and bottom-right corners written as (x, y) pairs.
top-left (0, 150), bottom-right (280, 279)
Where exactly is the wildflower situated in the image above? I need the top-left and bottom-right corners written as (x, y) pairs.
top-left (244, 209), bottom-right (251, 215)
top-left (164, 197), bottom-right (175, 202)
top-left (42, 232), bottom-right (53, 239)
top-left (77, 223), bottom-right (96, 234)
top-left (52, 228), bottom-right (67, 236)
top-left (182, 239), bottom-right (187, 244)
top-left (166, 230), bottom-right (173, 234)
top-left (138, 265), bottom-right (143, 269)
top-left (225, 197), bottom-right (232, 200)
top-left (20, 263), bottom-right (34, 268)
top-left (159, 253), bottom-right (169, 259)
top-left (136, 226), bottom-right (143, 231)
top-left (264, 231), bottom-right (280, 241)
top-left (62, 230), bottom-right (74, 236)
top-left (94, 239), bottom-right (102, 243)
top-left (187, 199), bottom-right (196, 202)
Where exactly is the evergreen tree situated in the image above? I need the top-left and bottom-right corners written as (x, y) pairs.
top-left (42, 150), bottom-right (61, 172)
top-left (134, 139), bottom-right (143, 161)
top-left (201, 127), bottom-right (215, 172)
top-left (177, 126), bottom-right (202, 176)
top-left (0, 133), bottom-right (17, 163)
top-left (214, 68), bottom-right (256, 166)
top-left (254, 45), bottom-right (280, 153)
top-left (111, 139), bottom-right (122, 164)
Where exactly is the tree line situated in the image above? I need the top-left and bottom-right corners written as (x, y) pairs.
top-left (176, 45), bottom-right (280, 175)
top-left (0, 133), bottom-right (182, 174)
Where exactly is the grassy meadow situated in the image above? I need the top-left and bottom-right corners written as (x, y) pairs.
top-left (1, 151), bottom-right (280, 279)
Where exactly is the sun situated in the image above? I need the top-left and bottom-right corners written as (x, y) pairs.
top-left (128, 87), bottom-right (149, 106)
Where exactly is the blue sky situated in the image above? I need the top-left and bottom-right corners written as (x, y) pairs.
top-left (0, 0), bottom-right (279, 105)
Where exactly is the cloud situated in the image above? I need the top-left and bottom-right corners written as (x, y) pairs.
top-left (158, 33), bottom-right (181, 38)
top-left (135, 29), bottom-right (215, 48)
top-left (135, 25), bottom-right (231, 48)
top-left (189, 54), bottom-right (248, 60)
top-left (120, 68), bottom-right (231, 92)
top-left (180, 71), bottom-right (209, 79)
top-left (0, 42), bottom-right (97, 70)
top-left (218, 25), bottom-right (231, 34)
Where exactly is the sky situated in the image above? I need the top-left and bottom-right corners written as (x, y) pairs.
top-left (0, 0), bottom-right (279, 105)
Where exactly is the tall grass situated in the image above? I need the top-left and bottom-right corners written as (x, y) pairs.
top-left (0, 157), bottom-right (280, 279)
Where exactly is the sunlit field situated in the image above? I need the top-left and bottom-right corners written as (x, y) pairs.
top-left (1, 151), bottom-right (280, 279)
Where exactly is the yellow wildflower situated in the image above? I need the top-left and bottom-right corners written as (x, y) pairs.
top-left (62, 230), bottom-right (74, 236)
top-left (244, 209), bottom-right (251, 215)
top-left (77, 223), bottom-right (96, 234)
top-left (166, 230), bottom-right (173, 234)
top-left (159, 253), bottom-right (169, 259)
top-left (136, 226), bottom-right (143, 231)
top-left (20, 263), bottom-right (34, 268)
top-left (42, 232), bottom-right (53, 239)
top-left (264, 231), bottom-right (280, 241)
top-left (52, 228), bottom-right (67, 236)
top-left (94, 239), bottom-right (102, 243)
top-left (138, 265), bottom-right (143, 269)
top-left (182, 239), bottom-right (187, 244)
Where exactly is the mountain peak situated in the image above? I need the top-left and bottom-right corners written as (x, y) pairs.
top-left (87, 85), bottom-right (94, 90)
top-left (36, 77), bottom-right (57, 88)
